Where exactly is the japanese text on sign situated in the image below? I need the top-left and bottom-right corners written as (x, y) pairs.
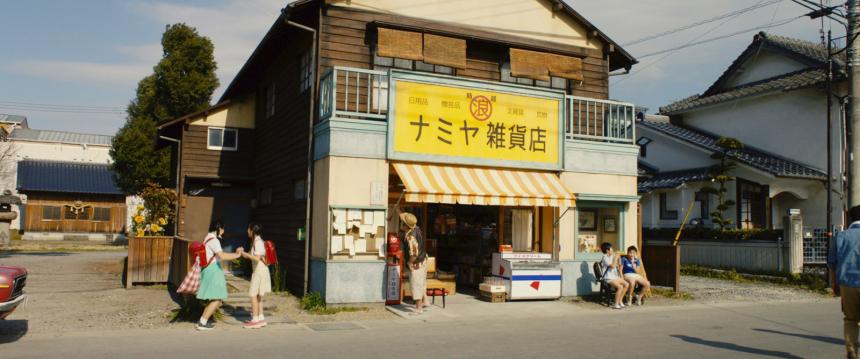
top-left (392, 80), bottom-right (560, 166)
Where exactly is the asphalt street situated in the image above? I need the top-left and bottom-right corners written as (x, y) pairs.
top-left (1, 299), bottom-right (846, 359)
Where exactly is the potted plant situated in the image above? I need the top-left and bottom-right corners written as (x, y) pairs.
top-left (126, 183), bottom-right (177, 288)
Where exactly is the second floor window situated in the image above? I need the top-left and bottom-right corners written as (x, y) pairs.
top-left (300, 49), bottom-right (313, 93)
top-left (500, 61), bottom-right (567, 91)
top-left (207, 127), bottom-right (238, 151)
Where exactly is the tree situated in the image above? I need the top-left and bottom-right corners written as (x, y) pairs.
top-left (111, 23), bottom-right (219, 194)
top-left (700, 137), bottom-right (744, 231)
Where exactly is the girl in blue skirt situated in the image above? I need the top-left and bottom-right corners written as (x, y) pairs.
top-left (196, 220), bottom-right (243, 331)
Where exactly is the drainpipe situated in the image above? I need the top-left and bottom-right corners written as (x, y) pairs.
top-left (159, 135), bottom-right (182, 236)
top-left (284, 14), bottom-right (317, 295)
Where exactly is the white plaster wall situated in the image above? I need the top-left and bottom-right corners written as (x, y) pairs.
top-left (0, 141), bottom-right (115, 230)
top-left (681, 89), bottom-right (838, 173)
top-left (723, 51), bottom-right (808, 88)
top-left (638, 126), bottom-right (713, 172)
top-left (329, 0), bottom-right (604, 50)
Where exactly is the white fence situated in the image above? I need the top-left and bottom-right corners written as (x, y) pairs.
top-left (646, 239), bottom-right (789, 273)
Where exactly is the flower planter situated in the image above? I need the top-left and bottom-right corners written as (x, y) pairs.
top-left (126, 236), bottom-right (174, 288)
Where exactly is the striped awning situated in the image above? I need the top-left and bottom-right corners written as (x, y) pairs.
top-left (393, 163), bottom-right (575, 207)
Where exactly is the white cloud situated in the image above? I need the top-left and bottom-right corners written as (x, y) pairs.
top-left (9, 59), bottom-right (151, 87)
top-left (135, 0), bottom-right (285, 98)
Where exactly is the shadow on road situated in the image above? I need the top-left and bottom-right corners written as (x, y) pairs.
top-left (0, 319), bottom-right (28, 344)
top-left (671, 334), bottom-right (802, 359)
top-left (753, 328), bottom-right (843, 345)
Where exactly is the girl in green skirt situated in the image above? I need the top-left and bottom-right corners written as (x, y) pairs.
top-left (196, 220), bottom-right (243, 331)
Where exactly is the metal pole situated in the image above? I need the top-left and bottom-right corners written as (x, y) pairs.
top-left (848, 0), bottom-right (860, 216)
top-left (828, 29), bottom-right (833, 238)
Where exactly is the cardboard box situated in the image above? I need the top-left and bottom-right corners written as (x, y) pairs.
top-left (480, 290), bottom-right (506, 303)
top-left (479, 283), bottom-right (506, 293)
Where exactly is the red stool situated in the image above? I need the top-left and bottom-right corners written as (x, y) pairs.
top-left (426, 288), bottom-right (448, 308)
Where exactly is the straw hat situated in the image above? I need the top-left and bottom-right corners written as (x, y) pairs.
top-left (399, 212), bottom-right (417, 229)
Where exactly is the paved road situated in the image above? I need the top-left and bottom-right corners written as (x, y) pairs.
top-left (1, 299), bottom-right (845, 358)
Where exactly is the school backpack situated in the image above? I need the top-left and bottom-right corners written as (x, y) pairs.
top-left (263, 240), bottom-right (278, 266)
top-left (190, 235), bottom-right (216, 268)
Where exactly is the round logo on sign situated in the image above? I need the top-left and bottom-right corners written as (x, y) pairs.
top-left (470, 95), bottom-right (492, 121)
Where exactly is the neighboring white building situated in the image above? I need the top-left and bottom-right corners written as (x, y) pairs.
top-left (0, 119), bottom-right (137, 235)
top-left (638, 32), bottom-right (842, 231)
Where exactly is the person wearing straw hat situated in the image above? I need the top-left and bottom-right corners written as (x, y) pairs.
top-left (400, 212), bottom-right (427, 315)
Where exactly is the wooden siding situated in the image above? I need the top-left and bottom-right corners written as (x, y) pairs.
top-left (252, 12), bottom-right (318, 295)
top-left (319, 6), bottom-right (609, 100)
top-left (176, 126), bottom-right (255, 238)
top-left (23, 193), bottom-right (126, 233)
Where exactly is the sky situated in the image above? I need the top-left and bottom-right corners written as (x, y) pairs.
top-left (0, 0), bottom-right (845, 135)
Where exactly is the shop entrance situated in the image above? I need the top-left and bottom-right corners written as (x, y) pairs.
top-left (400, 202), bottom-right (554, 292)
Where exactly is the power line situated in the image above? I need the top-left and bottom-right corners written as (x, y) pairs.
top-left (637, 15), bottom-right (804, 59)
top-left (0, 105), bottom-right (126, 115)
top-left (613, 3), bottom-right (753, 87)
top-left (0, 100), bottom-right (125, 111)
top-left (622, 0), bottom-right (784, 47)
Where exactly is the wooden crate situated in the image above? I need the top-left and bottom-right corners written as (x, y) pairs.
top-left (480, 290), bottom-right (506, 303)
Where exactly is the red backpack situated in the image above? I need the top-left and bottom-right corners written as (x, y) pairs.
top-left (190, 235), bottom-right (216, 268)
top-left (263, 240), bottom-right (278, 266)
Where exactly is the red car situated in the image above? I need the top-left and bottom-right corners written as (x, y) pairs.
top-left (0, 266), bottom-right (26, 319)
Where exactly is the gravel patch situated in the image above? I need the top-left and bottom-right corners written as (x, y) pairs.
top-left (0, 251), bottom-right (177, 335)
top-left (680, 275), bottom-right (831, 304)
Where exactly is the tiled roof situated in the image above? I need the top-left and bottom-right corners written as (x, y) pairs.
top-left (638, 161), bottom-right (658, 176)
top-left (661, 32), bottom-right (843, 115)
top-left (659, 68), bottom-right (828, 114)
top-left (638, 120), bottom-right (826, 180)
top-left (0, 114), bottom-right (27, 124)
top-left (17, 160), bottom-right (123, 195)
top-left (638, 167), bottom-right (710, 193)
top-left (10, 128), bottom-right (113, 146)
top-left (760, 32), bottom-right (843, 66)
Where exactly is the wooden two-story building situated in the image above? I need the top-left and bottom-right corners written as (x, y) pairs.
top-left (161, 0), bottom-right (639, 302)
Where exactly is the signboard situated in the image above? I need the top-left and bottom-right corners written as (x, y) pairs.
top-left (389, 72), bottom-right (564, 170)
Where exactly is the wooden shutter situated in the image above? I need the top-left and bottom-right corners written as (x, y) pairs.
top-left (377, 28), bottom-right (423, 61)
top-left (509, 48), bottom-right (550, 81)
top-left (547, 54), bottom-right (584, 81)
top-left (423, 34), bottom-right (467, 69)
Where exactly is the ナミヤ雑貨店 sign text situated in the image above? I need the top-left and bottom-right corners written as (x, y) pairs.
top-left (390, 79), bottom-right (562, 169)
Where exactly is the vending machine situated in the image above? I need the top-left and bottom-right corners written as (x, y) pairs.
top-left (384, 232), bottom-right (402, 305)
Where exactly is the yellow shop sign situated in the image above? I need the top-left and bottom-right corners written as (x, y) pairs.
top-left (390, 77), bottom-right (562, 169)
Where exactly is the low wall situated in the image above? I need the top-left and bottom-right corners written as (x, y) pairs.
top-left (647, 239), bottom-right (789, 273)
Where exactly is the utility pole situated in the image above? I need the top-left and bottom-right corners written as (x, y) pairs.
top-left (849, 0), bottom-right (860, 218)
top-left (828, 29), bottom-right (833, 237)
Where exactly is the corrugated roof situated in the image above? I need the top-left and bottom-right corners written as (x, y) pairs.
top-left (638, 120), bottom-right (826, 180)
top-left (660, 68), bottom-right (828, 115)
top-left (17, 160), bottom-right (123, 195)
top-left (0, 114), bottom-right (27, 124)
top-left (638, 167), bottom-right (710, 193)
top-left (10, 128), bottom-right (113, 146)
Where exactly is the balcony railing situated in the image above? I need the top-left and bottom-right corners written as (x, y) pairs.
top-left (319, 67), bottom-right (389, 122)
top-left (565, 96), bottom-right (635, 144)
top-left (319, 66), bottom-right (635, 143)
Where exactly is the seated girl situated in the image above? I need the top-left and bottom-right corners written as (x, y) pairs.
top-left (621, 246), bottom-right (651, 306)
top-left (600, 242), bottom-right (629, 309)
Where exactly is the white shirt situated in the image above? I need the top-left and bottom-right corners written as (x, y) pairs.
top-left (602, 253), bottom-right (619, 281)
top-left (204, 232), bottom-right (223, 261)
top-left (252, 236), bottom-right (265, 261)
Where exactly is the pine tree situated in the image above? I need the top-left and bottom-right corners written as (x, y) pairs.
top-left (700, 137), bottom-right (744, 231)
top-left (111, 24), bottom-right (219, 194)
